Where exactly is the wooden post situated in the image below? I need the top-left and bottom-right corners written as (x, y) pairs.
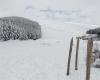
top-left (67, 37), bottom-right (73, 75)
top-left (86, 39), bottom-right (93, 80)
top-left (75, 37), bottom-right (80, 70)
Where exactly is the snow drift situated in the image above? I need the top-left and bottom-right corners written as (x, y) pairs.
top-left (0, 16), bottom-right (42, 41)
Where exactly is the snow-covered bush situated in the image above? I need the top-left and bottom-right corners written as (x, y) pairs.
top-left (86, 28), bottom-right (100, 40)
top-left (0, 16), bottom-right (41, 41)
top-left (92, 42), bottom-right (100, 68)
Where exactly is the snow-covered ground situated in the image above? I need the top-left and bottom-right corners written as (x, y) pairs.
top-left (0, 19), bottom-right (99, 80)
top-left (0, 0), bottom-right (100, 80)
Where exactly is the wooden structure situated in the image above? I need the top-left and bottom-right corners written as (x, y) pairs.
top-left (75, 37), bottom-right (80, 70)
top-left (67, 38), bottom-right (73, 75)
top-left (86, 39), bottom-right (93, 80)
top-left (67, 37), bottom-right (93, 80)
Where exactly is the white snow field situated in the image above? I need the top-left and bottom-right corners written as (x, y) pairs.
top-left (0, 20), bottom-right (99, 80)
top-left (0, 0), bottom-right (100, 80)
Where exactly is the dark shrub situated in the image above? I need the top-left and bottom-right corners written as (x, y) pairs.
top-left (92, 43), bottom-right (100, 68)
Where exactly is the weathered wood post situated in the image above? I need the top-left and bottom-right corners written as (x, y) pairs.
top-left (75, 37), bottom-right (80, 70)
top-left (67, 37), bottom-right (73, 75)
top-left (86, 39), bottom-right (93, 80)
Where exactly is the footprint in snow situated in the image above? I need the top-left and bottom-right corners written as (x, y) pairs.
top-left (40, 43), bottom-right (51, 46)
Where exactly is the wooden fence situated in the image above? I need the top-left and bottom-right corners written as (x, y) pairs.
top-left (67, 38), bottom-right (93, 80)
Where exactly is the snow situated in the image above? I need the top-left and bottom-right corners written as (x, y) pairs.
top-left (0, 20), bottom-right (99, 80)
top-left (0, 0), bottom-right (100, 80)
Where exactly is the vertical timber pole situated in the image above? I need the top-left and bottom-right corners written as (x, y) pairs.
top-left (75, 37), bottom-right (80, 70)
top-left (67, 37), bottom-right (73, 75)
top-left (86, 39), bottom-right (93, 80)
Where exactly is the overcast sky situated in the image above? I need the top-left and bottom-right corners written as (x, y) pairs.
top-left (0, 0), bottom-right (99, 10)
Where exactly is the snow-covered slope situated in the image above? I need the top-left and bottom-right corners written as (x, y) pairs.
top-left (0, 0), bottom-right (100, 25)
